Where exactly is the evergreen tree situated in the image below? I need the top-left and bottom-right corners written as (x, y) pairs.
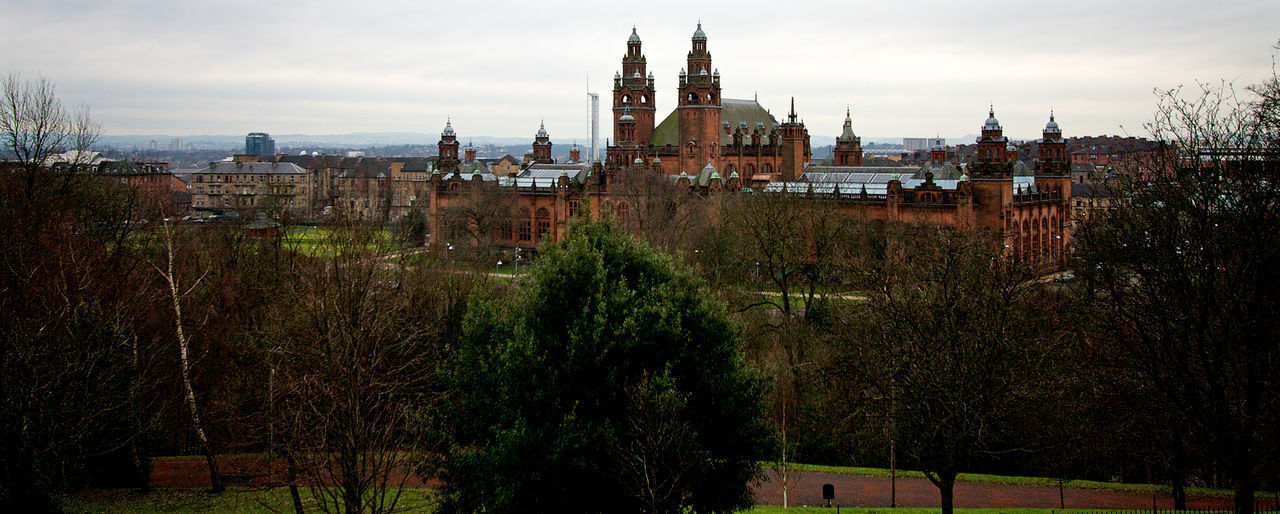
top-left (437, 218), bottom-right (771, 513)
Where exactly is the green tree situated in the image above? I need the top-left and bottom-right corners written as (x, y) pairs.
top-left (436, 218), bottom-right (771, 513)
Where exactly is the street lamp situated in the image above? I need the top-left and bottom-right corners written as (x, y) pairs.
top-left (496, 260), bottom-right (503, 276)
top-left (514, 247), bottom-right (522, 276)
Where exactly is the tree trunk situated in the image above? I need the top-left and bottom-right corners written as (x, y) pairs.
top-left (159, 221), bottom-right (222, 493)
top-left (1171, 420), bottom-right (1187, 510)
top-left (1234, 475), bottom-right (1256, 514)
top-left (286, 453), bottom-right (305, 514)
top-left (939, 472), bottom-right (956, 514)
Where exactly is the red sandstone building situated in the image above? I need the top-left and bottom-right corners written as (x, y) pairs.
top-left (419, 24), bottom-right (1073, 269)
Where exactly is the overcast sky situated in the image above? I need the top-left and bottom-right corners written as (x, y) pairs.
top-left (2, 0), bottom-right (1276, 142)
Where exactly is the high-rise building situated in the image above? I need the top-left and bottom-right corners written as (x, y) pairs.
top-left (245, 132), bottom-right (276, 156)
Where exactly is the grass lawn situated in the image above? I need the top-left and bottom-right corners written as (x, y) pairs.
top-left (68, 487), bottom-right (435, 513)
top-left (281, 225), bottom-right (405, 257)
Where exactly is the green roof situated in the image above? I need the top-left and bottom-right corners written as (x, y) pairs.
top-left (649, 98), bottom-right (779, 147)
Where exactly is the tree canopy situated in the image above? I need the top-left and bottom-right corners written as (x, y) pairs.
top-left (436, 217), bottom-right (771, 513)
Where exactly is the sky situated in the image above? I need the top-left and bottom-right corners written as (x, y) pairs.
top-left (2, 0), bottom-right (1276, 143)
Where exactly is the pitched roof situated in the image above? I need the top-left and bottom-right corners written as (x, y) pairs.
top-left (202, 162), bottom-right (307, 174)
top-left (649, 98), bottom-right (779, 147)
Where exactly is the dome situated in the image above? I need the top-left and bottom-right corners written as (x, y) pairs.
top-left (634, 156), bottom-right (644, 164)
top-left (1044, 112), bottom-right (1061, 134)
top-left (983, 107), bottom-right (1001, 131)
top-left (614, 71), bottom-right (621, 79)
top-left (680, 170), bottom-right (689, 179)
top-left (648, 71), bottom-right (654, 80)
top-left (692, 22), bottom-right (706, 40)
top-left (652, 156), bottom-right (662, 164)
top-left (628, 26), bottom-right (641, 44)
top-left (536, 120), bottom-right (548, 138)
top-left (442, 119), bottom-right (455, 137)
top-left (729, 170), bottom-right (739, 179)
top-left (679, 68), bottom-right (687, 77)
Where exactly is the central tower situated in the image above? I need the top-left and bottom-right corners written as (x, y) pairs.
top-left (677, 22), bottom-right (722, 174)
top-left (613, 27), bottom-right (656, 153)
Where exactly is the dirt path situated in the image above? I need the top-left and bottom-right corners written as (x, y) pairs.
top-left (751, 470), bottom-right (1262, 510)
top-left (149, 457), bottom-right (1274, 510)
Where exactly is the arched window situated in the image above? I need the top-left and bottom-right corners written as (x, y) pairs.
top-left (640, 95), bottom-right (648, 104)
top-left (616, 202), bottom-right (629, 220)
top-left (535, 207), bottom-right (551, 243)
top-left (707, 92), bottom-right (715, 103)
top-left (686, 92), bottom-right (698, 104)
top-left (622, 94), bottom-right (632, 104)
top-left (519, 207), bottom-right (532, 242)
top-left (763, 163), bottom-right (772, 174)
top-left (1042, 216), bottom-right (1051, 256)
top-left (745, 163), bottom-right (755, 175)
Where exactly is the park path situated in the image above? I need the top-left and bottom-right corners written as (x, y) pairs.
top-left (148, 456), bottom-right (1275, 510)
top-left (752, 470), bottom-right (1259, 510)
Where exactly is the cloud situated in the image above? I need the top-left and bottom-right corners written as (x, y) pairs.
top-left (3, 0), bottom-right (1275, 140)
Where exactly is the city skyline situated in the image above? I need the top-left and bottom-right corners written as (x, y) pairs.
top-left (3, 0), bottom-right (1276, 142)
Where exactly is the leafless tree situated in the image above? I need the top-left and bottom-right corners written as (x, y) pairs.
top-left (610, 170), bottom-right (708, 254)
top-left (0, 73), bottom-right (160, 510)
top-left (264, 223), bottom-right (467, 513)
top-left (437, 181), bottom-right (517, 263)
top-left (1074, 60), bottom-right (1280, 513)
top-left (149, 218), bottom-right (224, 492)
top-left (835, 227), bottom-right (1065, 514)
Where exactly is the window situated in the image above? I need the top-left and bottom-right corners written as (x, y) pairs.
top-left (535, 207), bottom-right (551, 242)
top-left (501, 220), bottom-right (513, 241)
top-left (519, 208), bottom-right (532, 241)
top-left (686, 92), bottom-right (698, 104)
top-left (568, 199), bottom-right (581, 217)
top-left (615, 202), bottom-right (629, 219)
top-left (519, 220), bottom-right (531, 241)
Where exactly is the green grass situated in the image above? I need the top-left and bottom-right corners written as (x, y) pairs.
top-left (281, 225), bottom-right (405, 257)
top-left (67, 487), bottom-right (435, 513)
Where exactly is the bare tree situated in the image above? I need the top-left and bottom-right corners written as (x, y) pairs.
top-left (150, 218), bottom-right (224, 492)
top-left (835, 227), bottom-right (1065, 514)
top-left (1074, 63), bottom-right (1280, 513)
top-left (265, 223), bottom-right (466, 513)
top-left (0, 73), bottom-right (159, 510)
top-left (437, 181), bottom-right (517, 263)
top-left (610, 170), bottom-right (708, 254)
